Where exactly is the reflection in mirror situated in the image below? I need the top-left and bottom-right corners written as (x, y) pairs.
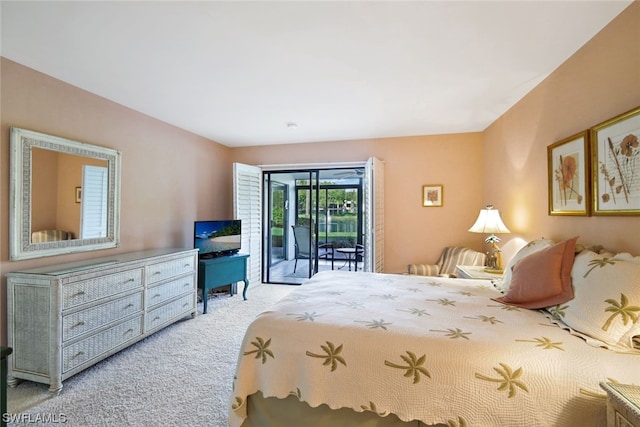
top-left (31, 148), bottom-right (109, 242)
top-left (10, 128), bottom-right (121, 260)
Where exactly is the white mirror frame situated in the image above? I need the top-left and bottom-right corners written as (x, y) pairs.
top-left (9, 127), bottom-right (121, 260)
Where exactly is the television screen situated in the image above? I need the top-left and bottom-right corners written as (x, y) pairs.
top-left (194, 220), bottom-right (241, 258)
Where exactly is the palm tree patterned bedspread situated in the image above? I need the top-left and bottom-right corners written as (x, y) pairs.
top-left (229, 270), bottom-right (640, 427)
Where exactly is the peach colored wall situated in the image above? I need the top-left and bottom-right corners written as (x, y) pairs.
top-left (483, 1), bottom-right (640, 261)
top-left (31, 147), bottom-right (58, 230)
top-left (231, 132), bottom-right (485, 274)
top-left (0, 58), bottom-right (233, 344)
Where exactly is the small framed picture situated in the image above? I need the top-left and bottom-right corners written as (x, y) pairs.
top-left (591, 106), bottom-right (640, 215)
top-left (75, 186), bottom-right (82, 203)
top-left (547, 131), bottom-right (590, 216)
top-left (422, 185), bottom-right (443, 207)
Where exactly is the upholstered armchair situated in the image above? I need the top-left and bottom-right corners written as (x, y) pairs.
top-left (408, 246), bottom-right (486, 278)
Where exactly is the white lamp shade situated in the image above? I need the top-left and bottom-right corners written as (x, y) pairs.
top-left (468, 206), bottom-right (510, 234)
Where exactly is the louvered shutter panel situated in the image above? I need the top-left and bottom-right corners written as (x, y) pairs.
top-left (233, 163), bottom-right (262, 285)
top-left (80, 165), bottom-right (108, 238)
top-left (364, 157), bottom-right (384, 273)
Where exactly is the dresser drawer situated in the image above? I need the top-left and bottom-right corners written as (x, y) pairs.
top-left (63, 292), bottom-right (143, 342)
top-left (63, 269), bottom-right (143, 310)
top-left (147, 275), bottom-right (195, 309)
top-left (146, 255), bottom-right (196, 284)
top-left (62, 316), bottom-right (143, 373)
top-left (146, 294), bottom-right (195, 331)
top-left (612, 410), bottom-right (638, 427)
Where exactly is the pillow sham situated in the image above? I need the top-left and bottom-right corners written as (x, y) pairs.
top-left (493, 237), bottom-right (577, 309)
top-left (496, 238), bottom-right (555, 293)
top-left (547, 250), bottom-right (640, 352)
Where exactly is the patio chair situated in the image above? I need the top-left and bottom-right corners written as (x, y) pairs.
top-left (292, 225), bottom-right (336, 273)
top-left (292, 225), bottom-right (312, 273)
top-left (318, 242), bottom-right (335, 270)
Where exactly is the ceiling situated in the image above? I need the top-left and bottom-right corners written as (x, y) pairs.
top-left (1, 1), bottom-right (633, 147)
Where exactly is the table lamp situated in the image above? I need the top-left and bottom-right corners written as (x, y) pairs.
top-left (468, 205), bottom-right (510, 274)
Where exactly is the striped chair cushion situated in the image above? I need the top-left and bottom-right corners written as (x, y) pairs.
top-left (407, 247), bottom-right (486, 278)
top-left (437, 246), bottom-right (486, 277)
top-left (31, 230), bottom-right (73, 243)
top-left (407, 264), bottom-right (440, 276)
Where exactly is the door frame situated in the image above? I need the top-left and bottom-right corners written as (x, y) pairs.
top-left (234, 159), bottom-right (384, 286)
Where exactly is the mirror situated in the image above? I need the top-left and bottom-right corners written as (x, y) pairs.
top-left (9, 127), bottom-right (121, 260)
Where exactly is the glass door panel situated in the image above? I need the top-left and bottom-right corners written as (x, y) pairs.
top-left (263, 172), bottom-right (292, 284)
top-left (269, 181), bottom-right (287, 264)
top-left (294, 171), bottom-right (319, 279)
top-left (264, 170), bottom-right (317, 284)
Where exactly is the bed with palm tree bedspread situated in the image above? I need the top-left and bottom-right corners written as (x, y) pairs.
top-left (229, 240), bottom-right (640, 427)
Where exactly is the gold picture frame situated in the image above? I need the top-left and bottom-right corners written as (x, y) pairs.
top-left (422, 185), bottom-right (443, 207)
top-left (547, 131), bottom-right (590, 216)
top-left (591, 106), bottom-right (640, 215)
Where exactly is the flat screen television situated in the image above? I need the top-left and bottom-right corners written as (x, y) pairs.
top-left (194, 219), bottom-right (242, 259)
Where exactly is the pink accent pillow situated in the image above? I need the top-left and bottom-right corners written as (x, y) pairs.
top-left (493, 237), bottom-right (578, 309)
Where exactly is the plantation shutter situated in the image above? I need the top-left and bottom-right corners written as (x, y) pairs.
top-left (80, 165), bottom-right (108, 238)
top-left (233, 163), bottom-right (262, 285)
top-left (364, 157), bottom-right (384, 273)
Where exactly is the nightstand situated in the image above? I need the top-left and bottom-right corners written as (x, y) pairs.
top-left (601, 382), bottom-right (640, 427)
top-left (455, 265), bottom-right (504, 280)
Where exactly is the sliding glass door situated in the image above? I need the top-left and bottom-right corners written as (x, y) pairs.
top-left (263, 168), bottom-right (368, 284)
top-left (235, 160), bottom-right (383, 286)
top-left (263, 170), bottom-right (318, 284)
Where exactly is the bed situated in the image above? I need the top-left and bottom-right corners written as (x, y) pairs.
top-left (229, 240), bottom-right (640, 427)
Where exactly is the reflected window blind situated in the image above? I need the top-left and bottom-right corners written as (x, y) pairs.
top-left (80, 165), bottom-right (108, 239)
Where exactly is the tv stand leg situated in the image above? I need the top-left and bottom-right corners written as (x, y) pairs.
top-left (242, 279), bottom-right (249, 300)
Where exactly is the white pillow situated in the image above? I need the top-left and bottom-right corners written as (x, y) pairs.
top-left (496, 238), bottom-right (555, 293)
top-left (547, 250), bottom-right (640, 352)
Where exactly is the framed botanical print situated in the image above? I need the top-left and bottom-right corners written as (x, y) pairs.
top-left (591, 106), bottom-right (640, 215)
top-left (422, 185), bottom-right (443, 207)
top-left (547, 131), bottom-right (590, 216)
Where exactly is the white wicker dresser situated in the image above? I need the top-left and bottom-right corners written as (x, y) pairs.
top-left (5, 248), bottom-right (198, 394)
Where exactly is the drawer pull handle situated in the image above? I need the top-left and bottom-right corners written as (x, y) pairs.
top-left (183, 282), bottom-right (191, 287)
top-left (152, 293), bottom-right (161, 299)
top-left (123, 303), bottom-right (134, 309)
top-left (153, 271), bottom-right (162, 275)
top-left (71, 351), bottom-right (85, 360)
top-left (71, 321), bottom-right (85, 329)
top-left (72, 290), bottom-right (86, 298)
top-left (124, 328), bottom-right (134, 335)
top-left (184, 263), bottom-right (191, 268)
top-left (153, 316), bottom-right (161, 322)
top-left (125, 278), bottom-right (135, 283)
top-left (182, 302), bottom-right (189, 307)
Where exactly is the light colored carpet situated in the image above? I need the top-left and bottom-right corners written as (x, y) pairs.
top-left (6, 283), bottom-right (295, 427)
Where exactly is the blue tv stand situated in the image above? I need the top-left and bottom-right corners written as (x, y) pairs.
top-left (198, 253), bottom-right (250, 314)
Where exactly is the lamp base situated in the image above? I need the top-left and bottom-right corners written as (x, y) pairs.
top-left (484, 267), bottom-right (504, 274)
